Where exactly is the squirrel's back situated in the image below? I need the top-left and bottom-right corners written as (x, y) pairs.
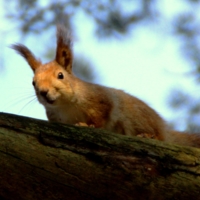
top-left (103, 88), bottom-right (167, 140)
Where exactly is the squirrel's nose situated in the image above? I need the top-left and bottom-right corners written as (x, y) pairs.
top-left (40, 90), bottom-right (48, 97)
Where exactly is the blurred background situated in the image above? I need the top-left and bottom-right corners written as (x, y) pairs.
top-left (0, 0), bottom-right (200, 133)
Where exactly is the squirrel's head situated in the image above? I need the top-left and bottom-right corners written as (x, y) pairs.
top-left (11, 25), bottom-right (76, 107)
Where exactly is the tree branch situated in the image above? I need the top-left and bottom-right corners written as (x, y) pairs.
top-left (0, 112), bottom-right (200, 200)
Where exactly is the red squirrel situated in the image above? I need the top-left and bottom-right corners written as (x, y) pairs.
top-left (11, 25), bottom-right (200, 148)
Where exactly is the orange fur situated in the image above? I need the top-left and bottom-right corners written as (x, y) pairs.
top-left (11, 25), bottom-right (200, 148)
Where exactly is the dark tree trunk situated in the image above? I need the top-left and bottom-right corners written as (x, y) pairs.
top-left (0, 112), bottom-right (200, 200)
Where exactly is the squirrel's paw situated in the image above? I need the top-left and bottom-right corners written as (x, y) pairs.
top-left (137, 133), bottom-right (155, 139)
top-left (75, 122), bottom-right (95, 128)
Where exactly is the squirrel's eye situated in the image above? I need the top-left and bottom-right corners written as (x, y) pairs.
top-left (32, 81), bottom-right (36, 86)
top-left (58, 72), bottom-right (64, 79)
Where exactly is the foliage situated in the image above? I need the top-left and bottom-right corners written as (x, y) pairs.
top-left (167, 89), bottom-right (200, 132)
top-left (4, 0), bottom-right (200, 132)
top-left (6, 0), bottom-right (158, 38)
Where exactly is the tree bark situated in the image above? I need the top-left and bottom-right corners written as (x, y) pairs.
top-left (0, 112), bottom-right (200, 200)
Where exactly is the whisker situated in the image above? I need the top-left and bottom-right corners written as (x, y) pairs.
top-left (17, 96), bottom-right (38, 114)
top-left (2, 89), bottom-right (37, 114)
top-left (2, 95), bottom-right (35, 113)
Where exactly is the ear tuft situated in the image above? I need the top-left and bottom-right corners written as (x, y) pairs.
top-left (56, 25), bottom-right (73, 73)
top-left (11, 44), bottom-right (41, 72)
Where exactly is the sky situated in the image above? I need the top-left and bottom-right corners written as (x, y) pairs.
top-left (0, 1), bottom-right (198, 131)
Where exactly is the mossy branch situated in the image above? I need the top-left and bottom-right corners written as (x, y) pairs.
top-left (0, 112), bottom-right (200, 200)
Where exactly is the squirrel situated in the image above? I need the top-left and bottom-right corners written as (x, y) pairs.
top-left (11, 25), bottom-right (200, 148)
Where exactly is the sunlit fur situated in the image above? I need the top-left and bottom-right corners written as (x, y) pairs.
top-left (12, 25), bottom-right (200, 147)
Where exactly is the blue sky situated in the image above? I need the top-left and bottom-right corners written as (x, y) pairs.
top-left (0, 1), bottom-right (198, 131)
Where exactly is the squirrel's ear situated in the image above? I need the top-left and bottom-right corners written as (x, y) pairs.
top-left (11, 44), bottom-right (41, 72)
top-left (56, 25), bottom-right (73, 73)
